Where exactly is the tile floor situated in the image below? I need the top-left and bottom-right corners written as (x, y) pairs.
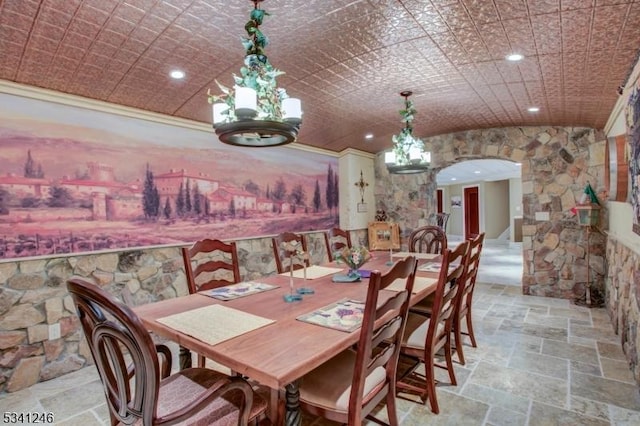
top-left (2, 240), bottom-right (639, 425)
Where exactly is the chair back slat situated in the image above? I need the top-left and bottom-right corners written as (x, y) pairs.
top-left (182, 239), bottom-right (241, 293)
top-left (408, 225), bottom-right (448, 254)
top-left (67, 278), bottom-right (161, 425)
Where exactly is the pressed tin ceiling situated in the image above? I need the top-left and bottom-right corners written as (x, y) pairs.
top-left (1, 0), bottom-right (639, 155)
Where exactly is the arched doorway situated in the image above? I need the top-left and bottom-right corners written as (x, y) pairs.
top-left (436, 159), bottom-right (523, 286)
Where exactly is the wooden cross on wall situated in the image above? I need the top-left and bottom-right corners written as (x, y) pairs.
top-left (354, 170), bottom-right (369, 204)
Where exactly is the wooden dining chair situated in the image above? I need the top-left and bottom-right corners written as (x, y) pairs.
top-left (182, 238), bottom-right (241, 294)
top-left (396, 240), bottom-right (471, 414)
top-left (272, 232), bottom-right (309, 273)
top-left (324, 227), bottom-right (352, 262)
top-left (408, 225), bottom-right (448, 255)
top-left (298, 256), bottom-right (418, 425)
top-left (66, 278), bottom-right (267, 426)
top-left (182, 239), bottom-right (241, 370)
top-left (453, 232), bottom-right (485, 365)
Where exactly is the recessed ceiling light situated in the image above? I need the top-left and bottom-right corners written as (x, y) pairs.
top-left (170, 70), bottom-right (185, 79)
top-left (451, 177), bottom-right (457, 181)
top-left (474, 170), bottom-right (481, 174)
top-left (527, 106), bottom-right (540, 113)
top-left (365, 133), bottom-right (373, 140)
top-left (506, 53), bottom-right (524, 62)
top-left (515, 163), bottom-right (522, 166)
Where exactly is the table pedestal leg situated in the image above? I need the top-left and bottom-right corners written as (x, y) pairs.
top-left (179, 345), bottom-right (192, 370)
top-left (285, 381), bottom-right (302, 426)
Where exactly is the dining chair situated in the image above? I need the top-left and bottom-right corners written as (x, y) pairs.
top-left (66, 277), bottom-right (267, 426)
top-left (324, 227), bottom-right (353, 262)
top-left (182, 239), bottom-right (242, 371)
top-left (408, 225), bottom-right (448, 255)
top-left (435, 212), bottom-right (450, 232)
top-left (408, 225), bottom-right (448, 317)
top-left (452, 232), bottom-right (485, 365)
top-left (272, 232), bottom-right (309, 274)
top-left (182, 238), bottom-right (241, 294)
top-left (298, 256), bottom-right (418, 425)
top-left (396, 240), bottom-right (471, 414)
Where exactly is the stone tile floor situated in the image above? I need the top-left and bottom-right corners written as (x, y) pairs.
top-left (2, 240), bottom-right (639, 425)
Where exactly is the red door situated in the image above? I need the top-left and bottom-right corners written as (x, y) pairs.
top-left (464, 186), bottom-right (479, 240)
top-left (437, 189), bottom-right (443, 213)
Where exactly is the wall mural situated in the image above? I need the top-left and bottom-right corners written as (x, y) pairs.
top-left (629, 81), bottom-right (640, 236)
top-left (0, 93), bottom-right (339, 260)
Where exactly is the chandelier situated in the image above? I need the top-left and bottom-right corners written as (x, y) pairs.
top-left (385, 91), bottom-right (431, 174)
top-left (209, 0), bottom-right (302, 147)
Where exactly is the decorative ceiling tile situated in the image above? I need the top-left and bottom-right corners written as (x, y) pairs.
top-left (0, 0), bottom-right (638, 154)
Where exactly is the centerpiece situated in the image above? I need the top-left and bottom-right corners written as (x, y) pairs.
top-left (333, 246), bottom-right (372, 281)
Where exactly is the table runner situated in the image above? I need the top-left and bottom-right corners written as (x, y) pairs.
top-left (418, 263), bottom-right (455, 273)
top-left (202, 281), bottom-right (278, 301)
top-left (385, 276), bottom-right (438, 293)
top-left (297, 298), bottom-right (364, 332)
top-left (157, 305), bottom-right (275, 346)
top-left (279, 265), bottom-right (344, 279)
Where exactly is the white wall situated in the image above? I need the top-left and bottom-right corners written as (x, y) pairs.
top-left (510, 177), bottom-right (523, 241)
top-left (338, 149), bottom-right (376, 231)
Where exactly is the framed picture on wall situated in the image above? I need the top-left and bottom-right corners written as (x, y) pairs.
top-left (367, 221), bottom-right (400, 250)
top-left (627, 82), bottom-right (640, 235)
top-left (451, 195), bottom-right (462, 208)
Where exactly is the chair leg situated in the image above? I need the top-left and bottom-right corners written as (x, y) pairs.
top-left (443, 335), bottom-right (457, 386)
top-left (424, 355), bottom-right (439, 414)
top-left (453, 318), bottom-right (466, 365)
top-left (385, 385), bottom-right (400, 426)
top-left (466, 308), bottom-right (477, 347)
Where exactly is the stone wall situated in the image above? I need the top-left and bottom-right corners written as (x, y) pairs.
top-left (0, 229), bottom-right (367, 392)
top-left (606, 236), bottom-right (640, 383)
top-left (375, 126), bottom-right (607, 299)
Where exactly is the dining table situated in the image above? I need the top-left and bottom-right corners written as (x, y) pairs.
top-left (134, 251), bottom-right (442, 426)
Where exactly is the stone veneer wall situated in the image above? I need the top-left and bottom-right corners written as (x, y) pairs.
top-left (375, 126), bottom-right (607, 299)
top-left (0, 229), bottom-right (368, 392)
top-left (606, 236), bottom-right (640, 383)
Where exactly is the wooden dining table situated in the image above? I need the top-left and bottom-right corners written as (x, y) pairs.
top-left (134, 252), bottom-right (441, 426)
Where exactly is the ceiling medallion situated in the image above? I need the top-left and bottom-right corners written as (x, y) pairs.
top-left (385, 91), bottom-right (431, 174)
top-left (209, 0), bottom-right (302, 147)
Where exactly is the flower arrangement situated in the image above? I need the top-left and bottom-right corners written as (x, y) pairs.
top-left (333, 246), bottom-right (371, 271)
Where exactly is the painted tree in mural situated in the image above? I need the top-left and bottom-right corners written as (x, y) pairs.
top-left (193, 183), bottom-right (201, 216)
top-left (24, 150), bottom-right (44, 178)
top-left (142, 164), bottom-right (160, 219)
top-left (272, 178), bottom-right (287, 202)
top-left (185, 178), bottom-right (192, 213)
top-left (313, 180), bottom-right (321, 213)
top-left (326, 165), bottom-right (338, 217)
top-left (176, 182), bottom-right (185, 217)
top-left (47, 186), bottom-right (73, 208)
top-left (290, 183), bottom-right (306, 214)
top-left (244, 179), bottom-right (260, 196)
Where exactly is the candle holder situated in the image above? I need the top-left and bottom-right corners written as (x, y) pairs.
top-left (385, 246), bottom-right (394, 266)
top-left (281, 241), bottom-right (312, 302)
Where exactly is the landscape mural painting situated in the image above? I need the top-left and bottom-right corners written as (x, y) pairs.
top-left (0, 92), bottom-right (339, 260)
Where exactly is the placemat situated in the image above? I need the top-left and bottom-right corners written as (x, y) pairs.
top-left (202, 281), bottom-right (279, 301)
top-left (392, 252), bottom-right (439, 260)
top-left (157, 305), bottom-right (275, 346)
top-left (385, 276), bottom-right (438, 294)
top-left (297, 298), bottom-right (365, 332)
top-left (279, 265), bottom-right (344, 279)
top-left (418, 263), bottom-right (456, 272)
